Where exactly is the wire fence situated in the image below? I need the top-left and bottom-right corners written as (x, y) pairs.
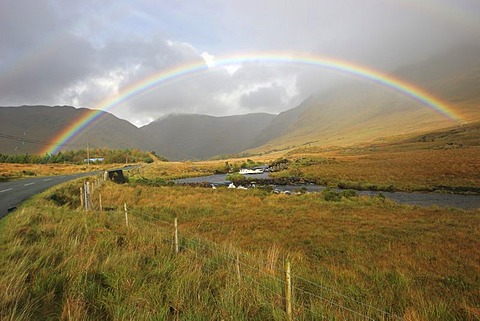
top-left (116, 207), bottom-right (405, 321)
top-left (81, 177), bottom-right (404, 320)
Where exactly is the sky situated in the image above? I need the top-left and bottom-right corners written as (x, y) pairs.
top-left (1, 0), bottom-right (479, 126)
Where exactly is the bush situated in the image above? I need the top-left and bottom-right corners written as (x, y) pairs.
top-left (342, 189), bottom-right (357, 198)
top-left (323, 188), bottom-right (341, 202)
top-left (323, 188), bottom-right (357, 202)
top-left (226, 173), bottom-right (244, 182)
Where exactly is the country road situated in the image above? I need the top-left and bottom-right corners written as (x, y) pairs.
top-left (0, 171), bottom-right (100, 219)
top-left (0, 165), bottom-right (141, 219)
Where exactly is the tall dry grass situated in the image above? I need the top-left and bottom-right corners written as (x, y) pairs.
top-left (1, 178), bottom-right (478, 320)
top-left (0, 163), bottom-right (117, 181)
top-left (264, 121), bottom-right (480, 192)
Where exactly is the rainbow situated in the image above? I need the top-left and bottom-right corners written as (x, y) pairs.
top-left (42, 52), bottom-right (464, 155)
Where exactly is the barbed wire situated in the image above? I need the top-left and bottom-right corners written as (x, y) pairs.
top-left (295, 286), bottom-right (377, 320)
top-left (125, 209), bottom-right (403, 320)
top-left (179, 234), bottom-right (378, 321)
top-left (294, 274), bottom-right (404, 320)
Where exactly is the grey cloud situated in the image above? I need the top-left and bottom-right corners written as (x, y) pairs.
top-left (240, 84), bottom-right (288, 112)
top-left (0, 0), bottom-right (478, 124)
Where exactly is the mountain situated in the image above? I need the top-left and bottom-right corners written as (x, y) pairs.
top-left (0, 105), bottom-right (153, 155)
top-left (398, 45), bottom-right (480, 120)
top-left (247, 46), bottom-right (480, 153)
top-left (2, 47), bottom-right (478, 160)
top-left (251, 96), bottom-right (313, 148)
top-left (141, 113), bottom-right (276, 160)
top-left (0, 106), bottom-right (275, 160)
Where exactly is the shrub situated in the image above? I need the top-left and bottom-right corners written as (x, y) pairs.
top-left (342, 189), bottom-right (357, 198)
top-left (323, 188), bottom-right (357, 201)
top-left (323, 188), bottom-right (342, 202)
top-left (226, 173), bottom-right (244, 182)
top-left (143, 157), bottom-right (154, 163)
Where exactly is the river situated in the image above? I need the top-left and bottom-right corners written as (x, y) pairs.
top-left (175, 174), bottom-right (480, 210)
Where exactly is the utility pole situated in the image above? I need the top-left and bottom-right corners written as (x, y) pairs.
top-left (87, 143), bottom-right (90, 166)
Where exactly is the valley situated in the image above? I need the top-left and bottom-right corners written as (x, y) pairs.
top-left (3, 116), bottom-right (479, 317)
top-left (1, 2), bottom-right (479, 320)
top-left (1, 118), bottom-right (479, 319)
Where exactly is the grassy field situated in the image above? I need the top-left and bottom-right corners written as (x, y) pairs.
top-left (267, 121), bottom-right (480, 192)
top-left (0, 163), bottom-right (117, 181)
top-left (0, 157), bottom-right (257, 183)
top-left (1, 177), bottom-right (478, 320)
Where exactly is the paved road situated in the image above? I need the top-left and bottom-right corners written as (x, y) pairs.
top-left (0, 171), bottom-right (100, 219)
top-left (0, 165), bottom-right (141, 219)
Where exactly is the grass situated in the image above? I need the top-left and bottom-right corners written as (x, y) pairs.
top-left (1, 177), bottom-right (479, 320)
top-left (272, 147), bottom-right (480, 192)
top-left (1, 122), bottom-right (479, 319)
top-left (133, 160), bottom-right (220, 181)
top-left (267, 121), bottom-right (480, 192)
top-left (131, 158), bottom-right (274, 182)
top-left (0, 163), bottom-right (118, 181)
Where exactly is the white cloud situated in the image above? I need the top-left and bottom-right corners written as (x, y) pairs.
top-left (201, 51), bottom-right (215, 67)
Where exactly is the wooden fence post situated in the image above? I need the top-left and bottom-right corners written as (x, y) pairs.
top-left (99, 194), bottom-right (103, 212)
top-left (236, 252), bottom-right (241, 284)
top-left (84, 182), bottom-right (90, 211)
top-left (124, 203), bottom-right (129, 227)
top-left (80, 187), bottom-right (84, 209)
top-left (174, 217), bottom-right (179, 254)
top-left (285, 259), bottom-right (292, 321)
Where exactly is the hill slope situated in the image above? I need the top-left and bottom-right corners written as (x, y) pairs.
top-left (141, 113), bottom-right (276, 160)
top-left (0, 105), bottom-right (153, 155)
top-left (248, 46), bottom-right (480, 154)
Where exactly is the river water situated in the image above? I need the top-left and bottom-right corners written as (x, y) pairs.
top-left (175, 174), bottom-right (480, 210)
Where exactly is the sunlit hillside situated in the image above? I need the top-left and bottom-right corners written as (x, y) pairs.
top-left (247, 47), bottom-right (480, 156)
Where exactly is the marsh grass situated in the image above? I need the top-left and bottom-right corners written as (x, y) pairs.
top-left (1, 179), bottom-right (479, 320)
top-left (0, 163), bottom-right (120, 181)
top-left (267, 122), bottom-right (480, 193)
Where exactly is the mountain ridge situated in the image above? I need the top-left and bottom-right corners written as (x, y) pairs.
top-left (1, 47), bottom-right (479, 159)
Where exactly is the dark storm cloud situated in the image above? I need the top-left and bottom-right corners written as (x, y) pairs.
top-left (0, 0), bottom-right (96, 104)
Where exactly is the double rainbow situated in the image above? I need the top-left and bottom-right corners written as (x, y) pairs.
top-left (42, 52), bottom-right (463, 155)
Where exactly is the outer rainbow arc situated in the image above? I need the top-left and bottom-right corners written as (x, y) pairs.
top-left (42, 52), bottom-right (463, 155)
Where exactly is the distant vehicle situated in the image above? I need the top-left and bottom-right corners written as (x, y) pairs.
top-left (239, 168), bottom-right (264, 174)
top-left (84, 157), bottom-right (104, 163)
